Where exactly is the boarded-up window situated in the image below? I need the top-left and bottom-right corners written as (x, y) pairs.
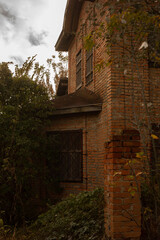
top-left (86, 49), bottom-right (93, 84)
top-left (76, 50), bottom-right (82, 88)
top-left (48, 130), bottom-right (83, 182)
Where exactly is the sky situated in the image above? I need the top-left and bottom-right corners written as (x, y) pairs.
top-left (0, 0), bottom-right (67, 69)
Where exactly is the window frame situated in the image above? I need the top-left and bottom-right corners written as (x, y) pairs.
top-left (148, 35), bottom-right (160, 68)
top-left (47, 130), bottom-right (83, 183)
top-left (76, 50), bottom-right (82, 89)
top-left (86, 48), bottom-right (93, 85)
top-left (148, 16), bottom-right (160, 68)
top-left (150, 124), bottom-right (160, 177)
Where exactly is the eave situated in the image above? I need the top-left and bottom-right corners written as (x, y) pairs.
top-left (52, 87), bottom-right (102, 116)
top-left (55, 0), bottom-right (95, 51)
top-left (55, 31), bottom-right (75, 52)
top-left (52, 104), bottom-right (102, 116)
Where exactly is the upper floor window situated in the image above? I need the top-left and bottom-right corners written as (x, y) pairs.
top-left (86, 48), bottom-right (93, 85)
top-left (151, 124), bottom-right (160, 177)
top-left (148, 16), bottom-right (160, 68)
top-left (148, 33), bottom-right (160, 68)
top-left (76, 50), bottom-right (82, 88)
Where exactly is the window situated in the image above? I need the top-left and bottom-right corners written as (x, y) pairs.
top-left (86, 48), bottom-right (93, 84)
top-left (148, 17), bottom-right (160, 68)
top-left (151, 124), bottom-right (160, 176)
top-left (76, 50), bottom-right (82, 88)
top-left (148, 33), bottom-right (160, 68)
top-left (48, 130), bottom-right (83, 182)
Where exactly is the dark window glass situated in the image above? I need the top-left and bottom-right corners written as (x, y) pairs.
top-left (76, 51), bottom-right (82, 87)
top-left (151, 124), bottom-right (160, 176)
top-left (48, 130), bottom-right (83, 182)
top-left (86, 49), bottom-right (93, 84)
top-left (148, 20), bottom-right (160, 68)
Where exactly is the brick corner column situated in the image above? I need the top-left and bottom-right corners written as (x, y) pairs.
top-left (104, 129), bottom-right (141, 240)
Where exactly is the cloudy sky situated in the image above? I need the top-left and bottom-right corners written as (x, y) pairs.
top-left (0, 0), bottom-right (67, 67)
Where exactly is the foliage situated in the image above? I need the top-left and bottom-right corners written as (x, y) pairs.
top-left (14, 55), bottom-right (54, 98)
top-left (24, 188), bottom-right (104, 240)
top-left (50, 52), bottom-right (68, 91)
top-left (0, 216), bottom-right (11, 240)
top-left (13, 52), bottom-right (68, 97)
top-left (85, 0), bottom-right (160, 68)
top-left (0, 62), bottom-right (60, 226)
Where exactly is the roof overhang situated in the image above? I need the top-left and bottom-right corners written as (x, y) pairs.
top-left (52, 104), bottom-right (102, 115)
top-left (55, 0), bottom-right (95, 51)
top-left (52, 87), bottom-right (102, 116)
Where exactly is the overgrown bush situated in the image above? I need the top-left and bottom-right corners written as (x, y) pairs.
top-left (26, 188), bottom-right (104, 240)
top-left (0, 63), bottom-right (60, 226)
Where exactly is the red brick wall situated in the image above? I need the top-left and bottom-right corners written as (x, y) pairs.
top-left (67, 0), bottom-right (160, 163)
top-left (52, 0), bottom-right (160, 239)
top-left (48, 113), bottom-right (105, 197)
top-left (68, 0), bottom-right (112, 139)
top-left (52, 0), bottom-right (112, 198)
top-left (109, 54), bottom-right (158, 134)
top-left (104, 130), bottom-right (141, 240)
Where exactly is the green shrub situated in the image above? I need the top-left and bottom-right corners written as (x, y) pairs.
top-left (28, 188), bottom-right (104, 240)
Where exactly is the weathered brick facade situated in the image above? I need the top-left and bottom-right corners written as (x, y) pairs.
top-left (104, 130), bottom-right (141, 239)
top-left (48, 113), bottom-right (105, 195)
top-left (53, 0), bottom-right (110, 194)
top-left (52, 0), bottom-right (160, 239)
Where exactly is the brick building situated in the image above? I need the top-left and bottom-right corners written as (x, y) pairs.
top-left (48, 0), bottom-right (160, 239)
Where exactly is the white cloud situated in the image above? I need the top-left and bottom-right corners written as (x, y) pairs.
top-left (0, 0), bottom-right (67, 68)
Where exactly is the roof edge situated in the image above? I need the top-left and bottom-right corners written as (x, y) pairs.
top-left (52, 103), bottom-right (102, 116)
top-left (55, 30), bottom-right (75, 52)
top-left (55, 0), bottom-right (95, 51)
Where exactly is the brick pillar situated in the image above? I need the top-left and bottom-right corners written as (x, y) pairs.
top-left (104, 130), bottom-right (141, 240)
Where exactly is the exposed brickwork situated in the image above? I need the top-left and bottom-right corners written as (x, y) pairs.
top-left (48, 113), bottom-right (105, 197)
top-left (104, 130), bottom-right (141, 240)
top-left (52, 0), bottom-right (160, 239)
